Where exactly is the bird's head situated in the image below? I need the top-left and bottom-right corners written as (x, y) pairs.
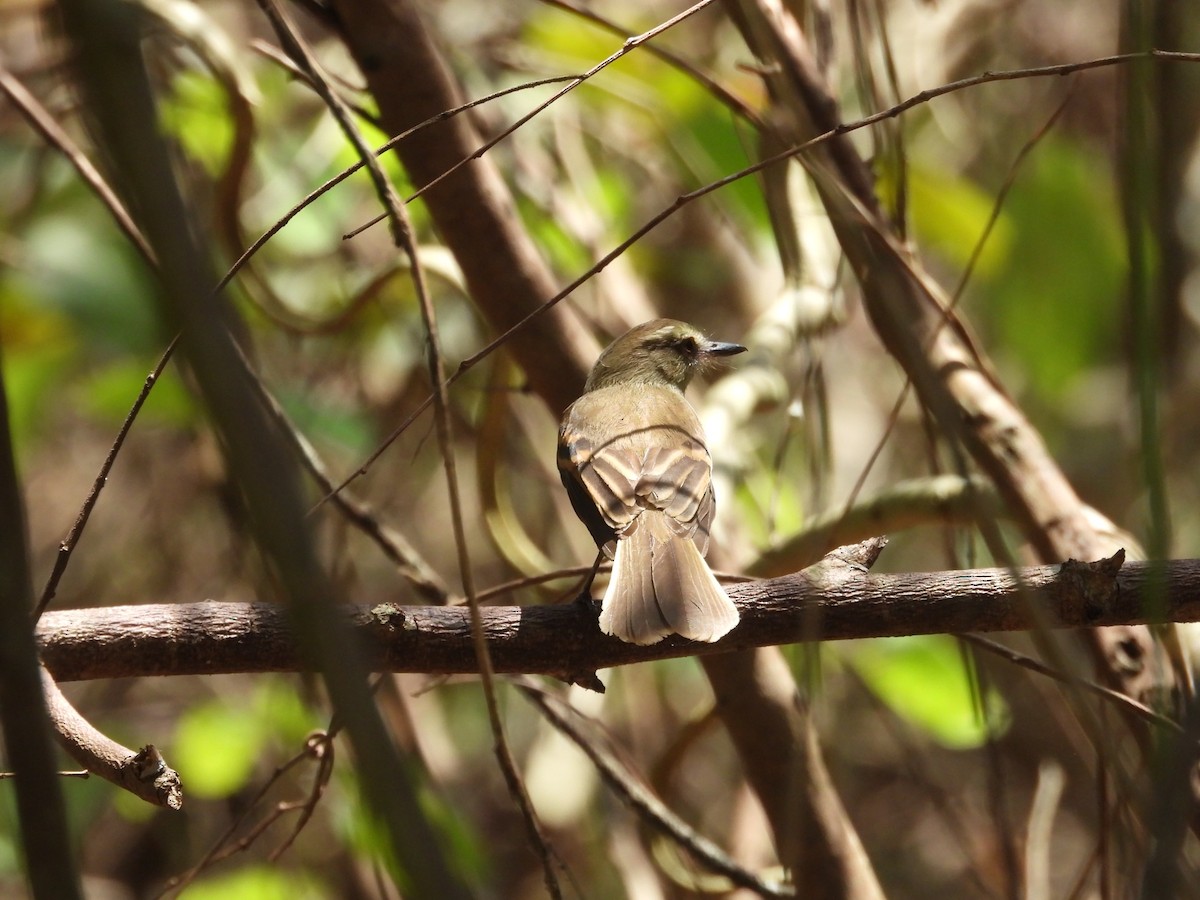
top-left (584, 319), bottom-right (746, 392)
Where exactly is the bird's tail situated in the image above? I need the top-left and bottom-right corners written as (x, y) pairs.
top-left (598, 512), bottom-right (739, 645)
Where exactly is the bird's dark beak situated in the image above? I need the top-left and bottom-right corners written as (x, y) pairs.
top-left (701, 339), bottom-right (747, 358)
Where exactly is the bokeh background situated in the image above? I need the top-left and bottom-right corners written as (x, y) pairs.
top-left (1, 0), bottom-right (1199, 897)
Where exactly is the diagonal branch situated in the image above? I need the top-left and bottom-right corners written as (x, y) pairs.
top-left (54, 3), bottom-right (467, 895)
top-left (728, 0), bottom-right (1173, 711)
top-left (40, 668), bottom-right (182, 809)
top-left (255, 1), bottom-right (560, 894)
top-left (0, 63), bottom-right (154, 267)
top-left (0, 301), bottom-right (81, 899)
top-left (518, 681), bottom-right (793, 897)
top-left (330, 0), bottom-right (599, 418)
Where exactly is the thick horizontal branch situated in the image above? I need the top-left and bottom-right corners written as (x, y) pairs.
top-left (37, 551), bottom-right (1200, 685)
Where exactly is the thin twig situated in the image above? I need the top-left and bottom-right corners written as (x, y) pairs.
top-left (472, 564), bottom-right (607, 604)
top-left (243, 347), bottom-right (454, 602)
top-left (537, 0), bottom-right (763, 128)
top-left (950, 89), bottom-right (1074, 304)
top-left (1024, 761), bottom-right (1066, 900)
top-left (960, 634), bottom-right (1183, 735)
top-left (34, 337), bottom-right (179, 619)
top-left (324, 49), bottom-right (1200, 501)
top-left (1, 65), bottom-right (183, 621)
top-left (214, 73), bottom-right (581, 296)
top-left (250, 38), bottom-right (381, 126)
top-left (518, 681), bottom-right (794, 897)
top-left (0, 351), bottom-right (82, 896)
top-left (255, 3), bottom-right (562, 894)
top-left (845, 667), bottom-right (997, 896)
top-left (836, 89), bottom-right (1074, 528)
top-left (159, 731), bottom-right (334, 898)
top-left (0, 64), bottom-right (155, 267)
top-left (7, 37), bottom-right (465, 610)
top-left (343, 0), bottom-right (720, 239)
top-left (454, 51), bottom-right (1200, 380)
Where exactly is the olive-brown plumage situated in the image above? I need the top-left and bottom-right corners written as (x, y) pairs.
top-left (558, 319), bottom-right (745, 644)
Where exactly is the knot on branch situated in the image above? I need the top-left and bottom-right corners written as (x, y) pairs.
top-left (128, 744), bottom-right (183, 810)
top-left (1056, 549), bottom-right (1126, 624)
top-left (802, 536), bottom-right (888, 589)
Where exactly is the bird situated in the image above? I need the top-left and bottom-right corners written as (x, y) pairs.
top-left (557, 319), bottom-right (745, 645)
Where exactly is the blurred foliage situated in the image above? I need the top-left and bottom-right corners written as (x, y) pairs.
top-left (0, 0), bottom-right (1197, 896)
top-left (178, 865), bottom-right (328, 900)
top-left (337, 765), bottom-right (492, 896)
top-left (848, 636), bottom-right (1010, 750)
top-left (0, 791), bottom-right (20, 885)
top-left (973, 139), bottom-right (1127, 402)
top-left (160, 69), bottom-right (236, 179)
top-left (172, 679), bottom-right (318, 798)
top-left (886, 157), bottom-right (1015, 281)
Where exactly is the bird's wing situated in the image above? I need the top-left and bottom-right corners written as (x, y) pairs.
top-left (634, 443), bottom-right (714, 552)
top-left (559, 434), bottom-right (641, 533)
top-left (557, 429), bottom-right (619, 552)
top-left (561, 428), bottom-right (715, 554)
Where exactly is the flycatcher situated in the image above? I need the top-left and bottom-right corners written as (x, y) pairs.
top-left (558, 319), bottom-right (745, 644)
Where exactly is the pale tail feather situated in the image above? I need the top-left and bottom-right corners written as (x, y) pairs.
top-left (599, 513), bottom-right (739, 645)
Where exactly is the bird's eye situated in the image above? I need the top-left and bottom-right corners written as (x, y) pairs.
top-left (678, 336), bottom-right (698, 357)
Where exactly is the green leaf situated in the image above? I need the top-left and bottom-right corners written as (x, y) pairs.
top-left (849, 636), bottom-right (1009, 749)
top-left (517, 195), bottom-right (592, 275)
top-left (252, 678), bottom-right (320, 745)
top-left (0, 345), bottom-right (74, 453)
top-left (160, 69), bottom-right (235, 178)
top-left (172, 697), bottom-right (269, 798)
top-left (0, 791), bottom-right (20, 880)
top-left (736, 457), bottom-right (807, 549)
top-left (341, 792), bottom-right (489, 892)
top-left (895, 163), bottom-right (1015, 279)
top-left (977, 139), bottom-right (1126, 400)
top-left (113, 785), bottom-right (158, 824)
top-left (521, 8), bottom-right (617, 62)
top-left (672, 90), bottom-right (766, 229)
top-left (171, 679), bottom-right (322, 800)
top-left (179, 865), bottom-right (326, 900)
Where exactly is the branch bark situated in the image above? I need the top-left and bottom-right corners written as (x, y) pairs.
top-left (37, 550), bottom-right (1200, 684)
top-left (56, 3), bottom-right (470, 894)
top-left (41, 668), bottom-right (182, 809)
top-left (729, 0), bottom-right (1170, 707)
top-left (328, 0), bottom-right (600, 416)
top-left (704, 649), bottom-right (883, 900)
